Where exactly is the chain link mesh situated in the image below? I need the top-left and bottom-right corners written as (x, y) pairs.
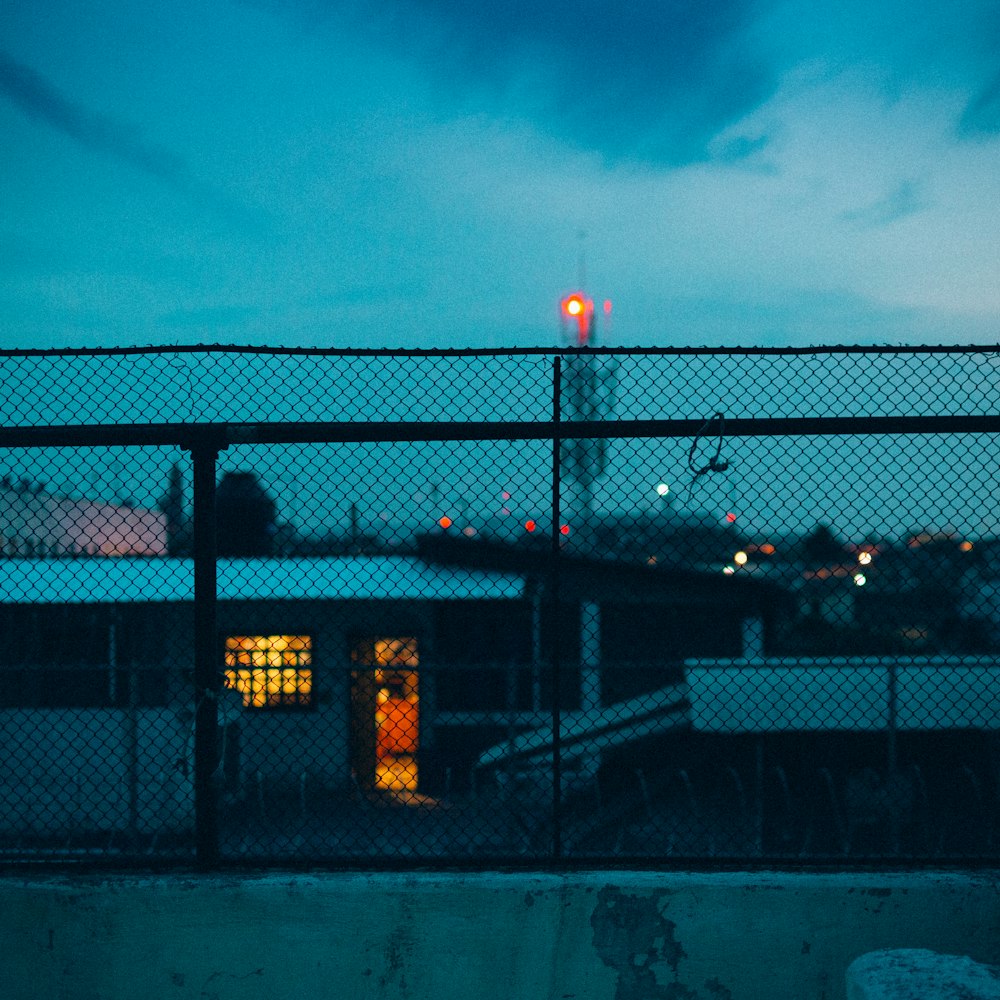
top-left (1, 346), bottom-right (998, 865)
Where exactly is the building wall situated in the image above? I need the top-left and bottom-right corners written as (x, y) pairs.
top-left (0, 591), bottom-right (757, 831)
top-left (0, 483), bottom-right (166, 555)
top-left (3, 871), bottom-right (998, 1000)
top-left (0, 708), bottom-right (192, 835)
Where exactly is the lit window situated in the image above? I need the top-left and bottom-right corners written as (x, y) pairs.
top-left (224, 634), bottom-right (313, 709)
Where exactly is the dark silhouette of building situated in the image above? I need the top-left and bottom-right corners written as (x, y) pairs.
top-left (216, 472), bottom-right (277, 557)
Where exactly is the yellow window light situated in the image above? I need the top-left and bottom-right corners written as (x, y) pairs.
top-left (224, 635), bottom-right (313, 708)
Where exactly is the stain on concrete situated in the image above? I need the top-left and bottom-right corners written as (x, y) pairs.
top-left (866, 888), bottom-right (892, 897)
top-left (525, 892), bottom-right (536, 908)
top-left (703, 978), bottom-right (732, 1000)
top-left (170, 972), bottom-right (185, 987)
top-left (377, 900), bottom-right (414, 996)
top-left (591, 885), bottom-right (728, 1000)
top-left (801, 941), bottom-right (811, 955)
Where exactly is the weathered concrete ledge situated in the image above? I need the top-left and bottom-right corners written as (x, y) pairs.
top-left (4, 871), bottom-right (999, 1000)
top-left (847, 949), bottom-right (1000, 999)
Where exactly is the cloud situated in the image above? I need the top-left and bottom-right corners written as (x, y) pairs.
top-left (842, 180), bottom-right (925, 228)
top-left (243, 0), bottom-right (1000, 165)
top-left (0, 49), bottom-right (272, 232)
top-left (0, 49), bottom-right (187, 183)
top-left (258, 0), bottom-right (776, 166)
top-left (961, 71), bottom-right (1000, 134)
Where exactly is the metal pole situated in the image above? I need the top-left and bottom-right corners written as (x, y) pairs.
top-left (551, 357), bottom-right (563, 859)
top-left (192, 442), bottom-right (221, 867)
top-left (887, 662), bottom-right (898, 775)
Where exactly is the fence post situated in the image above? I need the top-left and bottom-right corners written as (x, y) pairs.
top-left (551, 356), bottom-right (563, 859)
top-left (191, 437), bottom-right (221, 867)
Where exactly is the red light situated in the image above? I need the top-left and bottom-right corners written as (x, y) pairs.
top-left (560, 524), bottom-right (570, 536)
top-left (524, 519), bottom-right (536, 533)
top-left (438, 516), bottom-right (452, 529)
top-left (603, 299), bottom-right (612, 314)
top-left (560, 292), bottom-right (594, 346)
top-left (725, 512), bottom-right (737, 523)
top-left (501, 491), bottom-right (511, 501)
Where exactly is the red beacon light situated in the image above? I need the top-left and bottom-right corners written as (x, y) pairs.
top-left (560, 292), bottom-right (594, 346)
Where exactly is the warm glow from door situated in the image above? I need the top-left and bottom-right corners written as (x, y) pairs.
top-left (375, 668), bottom-right (419, 791)
top-left (351, 636), bottom-right (419, 792)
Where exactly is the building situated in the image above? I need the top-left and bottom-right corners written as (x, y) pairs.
top-left (0, 477), bottom-right (165, 557)
top-left (0, 543), bottom-right (784, 841)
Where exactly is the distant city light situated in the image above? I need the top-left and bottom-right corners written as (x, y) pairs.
top-left (960, 540), bottom-right (974, 552)
top-left (560, 524), bottom-right (570, 536)
top-left (655, 483), bottom-right (670, 497)
top-left (524, 519), bottom-right (536, 533)
top-left (725, 512), bottom-right (737, 523)
top-left (501, 491), bottom-right (511, 501)
top-left (723, 566), bottom-right (736, 575)
top-left (853, 573), bottom-right (867, 587)
top-left (858, 551), bottom-right (873, 565)
top-left (462, 526), bottom-right (476, 537)
top-left (437, 516), bottom-right (452, 529)
top-left (603, 299), bottom-right (613, 314)
top-left (759, 543), bottom-right (776, 555)
top-left (734, 551), bottom-right (748, 566)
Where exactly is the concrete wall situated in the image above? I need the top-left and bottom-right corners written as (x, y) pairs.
top-left (4, 871), bottom-right (998, 1000)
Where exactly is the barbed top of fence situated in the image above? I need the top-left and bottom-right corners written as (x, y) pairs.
top-left (2, 344), bottom-right (1000, 428)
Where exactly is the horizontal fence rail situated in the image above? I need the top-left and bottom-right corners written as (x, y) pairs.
top-left (6, 414), bottom-right (1000, 449)
top-left (1, 345), bottom-right (999, 869)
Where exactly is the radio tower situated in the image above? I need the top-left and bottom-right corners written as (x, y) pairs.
top-left (558, 241), bottom-right (615, 548)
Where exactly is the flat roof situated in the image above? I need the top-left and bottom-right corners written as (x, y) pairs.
top-left (685, 658), bottom-right (1000, 732)
top-left (0, 556), bottom-right (526, 605)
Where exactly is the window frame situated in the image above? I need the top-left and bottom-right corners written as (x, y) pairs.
top-left (222, 632), bottom-right (316, 711)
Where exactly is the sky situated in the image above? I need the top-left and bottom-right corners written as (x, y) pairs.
top-left (2, 0), bottom-right (999, 350)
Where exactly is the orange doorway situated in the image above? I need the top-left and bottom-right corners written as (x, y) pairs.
top-left (350, 637), bottom-right (419, 793)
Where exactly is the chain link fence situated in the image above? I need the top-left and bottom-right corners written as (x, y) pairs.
top-left (1, 346), bottom-right (999, 866)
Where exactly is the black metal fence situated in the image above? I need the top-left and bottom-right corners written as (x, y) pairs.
top-left (1, 345), bottom-right (999, 867)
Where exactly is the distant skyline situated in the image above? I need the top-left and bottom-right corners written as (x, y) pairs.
top-left (2, 0), bottom-right (999, 349)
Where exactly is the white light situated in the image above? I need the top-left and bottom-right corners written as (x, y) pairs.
top-left (734, 551), bottom-right (748, 566)
top-left (858, 551), bottom-right (872, 565)
top-left (656, 483), bottom-right (670, 497)
top-left (723, 566), bottom-right (736, 575)
top-left (853, 573), bottom-right (867, 587)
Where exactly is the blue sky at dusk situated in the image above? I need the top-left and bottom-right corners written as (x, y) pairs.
top-left (2, 0), bottom-right (999, 349)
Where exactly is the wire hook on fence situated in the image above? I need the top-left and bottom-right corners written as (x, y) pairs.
top-left (688, 412), bottom-right (729, 477)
